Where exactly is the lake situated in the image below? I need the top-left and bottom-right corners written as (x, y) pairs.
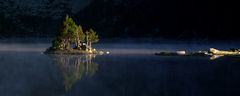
top-left (0, 42), bottom-right (240, 96)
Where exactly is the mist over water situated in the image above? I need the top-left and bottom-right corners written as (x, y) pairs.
top-left (1, 39), bottom-right (240, 54)
top-left (1, 39), bottom-right (240, 96)
top-left (0, 43), bottom-right (49, 52)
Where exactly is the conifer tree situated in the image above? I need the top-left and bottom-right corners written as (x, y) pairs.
top-left (86, 28), bottom-right (99, 50)
top-left (50, 15), bottom-right (99, 52)
top-left (52, 15), bottom-right (78, 50)
top-left (75, 25), bottom-right (85, 49)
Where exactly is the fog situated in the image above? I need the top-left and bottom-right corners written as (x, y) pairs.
top-left (1, 39), bottom-right (240, 54)
top-left (0, 43), bottom-right (49, 52)
top-left (1, 39), bottom-right (240, 96)
top-left (0, 43), bottom-right (240, 54)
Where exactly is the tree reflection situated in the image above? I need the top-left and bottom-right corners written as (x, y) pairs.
top-left (49, 54), bottom-right (98, 91)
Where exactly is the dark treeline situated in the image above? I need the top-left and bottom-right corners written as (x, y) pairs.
top-left (0, 0), bottom-right (232, 40)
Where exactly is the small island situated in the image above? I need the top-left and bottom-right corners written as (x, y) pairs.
top-left (155, 48), bottom-right (240, 60)
top-left (45, 15), bottom-right (100, 54)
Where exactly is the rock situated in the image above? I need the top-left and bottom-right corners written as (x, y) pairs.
top-left (99, 51), bottom-right (104, 55)
top-left (176, 51), bottom-right (186, 55)
top-left (209, 48), bottom-right (240, 55)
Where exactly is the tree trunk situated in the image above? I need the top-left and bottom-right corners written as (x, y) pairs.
top-left (89, 42), bottom-right (92, 51)
top-left (75, 29), bottom-right (81, 49)
top-left (75, 39), bottom-right (78, 48)
top-left (86, 35), bottom-right (89, 50)
top-left (64, 38), bottom-right (70, 50)
top-left (75, 38), bottom-right (81, 49)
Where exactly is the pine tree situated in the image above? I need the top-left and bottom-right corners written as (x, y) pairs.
top-left (86, 28), bottom-right (99, 51)
top-left (75, 25), bottom-right (85, 49)
top-left (52, 15), bottom-right (78, 50)
top-left (49, 15), bottom-right (99, 52)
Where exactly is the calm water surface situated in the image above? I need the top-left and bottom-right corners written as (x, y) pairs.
top-left (0, 43), bottom-right (240, 96)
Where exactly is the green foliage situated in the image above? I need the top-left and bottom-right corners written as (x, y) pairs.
top-left (77, 25), bottom-right (86, 42)
top-left (62, 15), bottom-right (78, 42)
top-left (52, 15), bottom-right (78, 49)
top-left (51, 37), bottom-right (63, 49)
top-left (50, 15), bottom-right (99, 51)
top-left (87, 28), bottom-right (99, 43)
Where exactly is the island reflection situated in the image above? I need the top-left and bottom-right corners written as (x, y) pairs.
top-left (49, 54), bottom-right (98, 91)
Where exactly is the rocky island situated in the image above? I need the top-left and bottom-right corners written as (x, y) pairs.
top-left (155, 48), bottom-right (240, 60)
top-left (45, 15), bottom-right (100, 54)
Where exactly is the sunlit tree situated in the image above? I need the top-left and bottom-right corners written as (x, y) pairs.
top-left (51, 15), bottom-right (78, 50)
top-left (86, 28), bottom-right (99, 51)
top-left (48, 15), bottom-right (99, 52)
top-left (75, 25), bottom-right (85, 49)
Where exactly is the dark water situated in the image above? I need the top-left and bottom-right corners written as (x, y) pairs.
top-left (1, 43), bottom-right (240, 96)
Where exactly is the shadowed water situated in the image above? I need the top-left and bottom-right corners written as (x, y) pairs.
top-left (1, 42), bottom-right (240, 96)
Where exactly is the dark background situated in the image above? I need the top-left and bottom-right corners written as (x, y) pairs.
top-left (0, 0), bottom-right (232, 40)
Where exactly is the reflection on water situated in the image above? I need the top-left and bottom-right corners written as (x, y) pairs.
top-left (49, 54), bottom-right (98, 91)
top-left (1, 42), bottom-right (240, 96)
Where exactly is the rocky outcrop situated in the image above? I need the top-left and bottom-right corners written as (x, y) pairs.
top-left (209, 48), bottom-right (240, 55)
